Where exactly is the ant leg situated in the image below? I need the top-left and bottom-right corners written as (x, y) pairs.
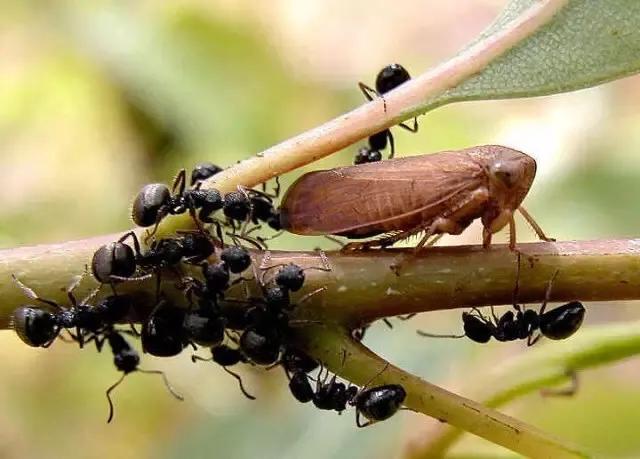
top-left (518, 207), bottom-right (555, 243)
top-left (398, 117), bottom-right (419, 133)
top-left (105, 374), bottom-right (126, 423)
top-left (227, 232), bottom-right (266, 250)
top-left (138, 369), bottom-right (184, 401)
top-left (356, 411), bottom-right (373, 428)
top-left (76, 325), bottom-right (85, 349)
top-left (539, 270), bottom-right (560, 316)
top-left (221, 366), bottom-right (256, 400)
top-left (188, 206), bottom-right (214, 247)
top-left (145, 207), bottom-right (171, 244)
top-left (119, 231), bottom-right (143, 258)
top-left (93, 333), bottom-right (108, 352)
top-left (191, 354), bottom-right (212, 363)
top-left (383, 319), bottom-right (394, 329)
top-left (80, 286), bottom-right (101, 308)
top-left (386, 130), bottom-right (395, 159)
top-left (527, 332), bottom-right (542, 347)
top-left (66, 267), bottom-right (89, 307)
top-left (512, 251), bottom-right (522, 307)
top-left (297, 287), bottom-right (327, 305)
top-left (540, 370), bottom-right (579, 397)
top-left (303, 250), bottom-right (333, 274)
top-left (172, 168), bottom-right (187, 195)
top-left (11, 274), bottom-right (62, 310)
top-left (273, 176), bottom-right (281, 198)
top-left (398, 313), bottom-right (416, 321)
top-left (128, 323), bottom-right (141, 337)
top-left (490, 306), bottom-right (500, 323)
top-left (358, 82), bottom-right (377, 102)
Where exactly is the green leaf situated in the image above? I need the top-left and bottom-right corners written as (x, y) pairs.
top-left (426, 0), bottom-right (640, 109)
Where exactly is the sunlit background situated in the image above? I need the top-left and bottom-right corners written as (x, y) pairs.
top-left (2, 1), bottom-right (640, 458)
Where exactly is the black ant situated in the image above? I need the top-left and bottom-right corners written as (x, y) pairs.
top-left (354, 63), bottom-right (419, 163)
top-left (103, 328), bottom-right (183, 423)
top-left (417, 257), bottom-right (586, 345)
top-left (350, 383), bottom-right (407, 427)
top-left (92, 229), bottom-right (220, 292)
top-left (191, 344), bottom-right (256, 400)
top-left (11, 273), bottom-right (132, 349)
top-left (345, 362), bottom-right (407, 427)
top-left (131, 168), bottom-right (223, 238)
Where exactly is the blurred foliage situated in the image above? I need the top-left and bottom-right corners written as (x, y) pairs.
top-left (2, 1), bottom-right (640, 458)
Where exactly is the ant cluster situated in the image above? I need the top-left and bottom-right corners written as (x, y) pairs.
top-left (353, 63), bottom-right (419, 164)
top-left (9, 161), bottom-right (407, 428)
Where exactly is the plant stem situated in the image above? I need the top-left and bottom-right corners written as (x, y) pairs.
top-left (297, 326), bottom-right (587, 458)
top-left (404, 320), bottom-right (640, 458)
top-left (2, 237), bottom-right (640, 327)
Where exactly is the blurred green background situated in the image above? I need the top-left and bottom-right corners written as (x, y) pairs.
top-left (2, 1), bottom-right (640, 458)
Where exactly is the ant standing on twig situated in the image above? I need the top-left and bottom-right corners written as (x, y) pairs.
top-left (354, 63), bottom-right (419, 164)
top-left (417, 253), bottom-right (586, 345)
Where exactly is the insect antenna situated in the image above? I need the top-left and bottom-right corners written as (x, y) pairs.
top-left (138, 369), bottom-right (184, 402)
top-left (416, 330), bottom-right (465, 339)
top-left (220, 366), bottom-right (256, 400)
top-left (105, 374), bottom-right (126, 423)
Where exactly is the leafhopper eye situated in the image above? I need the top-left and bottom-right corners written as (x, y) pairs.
top-left (488, 160), bottom-right (523, 188)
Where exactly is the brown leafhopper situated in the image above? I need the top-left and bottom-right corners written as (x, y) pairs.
top-left (279, 145), bottom-right (552, 250)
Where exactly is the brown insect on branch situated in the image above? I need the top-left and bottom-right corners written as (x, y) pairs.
top-left (279, 145), bottom-right (552, 252)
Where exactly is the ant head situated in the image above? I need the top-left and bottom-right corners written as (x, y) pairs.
top-left (461, 312), bottom-right (492, 343)
top-left (375, 63), bottom-right (411, 94)
top-left (11, 306), bottom-right (58, 347)
top-left (275, 264), bottom-right (305, 292)
top-left (131, 183), bottom-right (171, 227)
top-left (91, 242), bottom-right (136, 284)
top-left (220, 246), bottom-right (251, 274)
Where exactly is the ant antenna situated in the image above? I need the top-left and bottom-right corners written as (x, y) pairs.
top-left (360, 362), bottom-right (390, 392)
top-left (538, 269), bottom-right (561, 316)
top-left (105, 374), bottom-right (126, 423)
top-left (416, 330), bottom-right (465, 339)
top-left (11, 274), bottom-right (61, 310)
top-left (513, 251), bottom-right (522, 307)
top-left (138, 369), bottom-right (184, 402)
top-left (220, 366), bottom-right (256, 400)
